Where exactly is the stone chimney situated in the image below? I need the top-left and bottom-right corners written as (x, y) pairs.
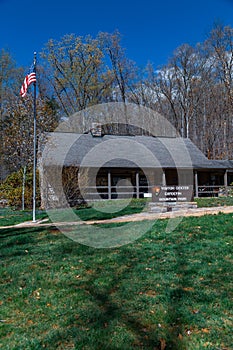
top-left (90, 122), bottom-right (102, 137)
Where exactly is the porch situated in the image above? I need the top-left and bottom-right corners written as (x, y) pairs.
top-left (83, 168), bottom-right (233, 201)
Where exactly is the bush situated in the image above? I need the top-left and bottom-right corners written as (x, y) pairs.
top-left (0, 168), bottom-right (40, 209)
top-left (229, 182), bottom-right (233, 197)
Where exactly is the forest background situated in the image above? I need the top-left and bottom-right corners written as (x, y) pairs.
top-left (1, 23), bottom-right (233, 183)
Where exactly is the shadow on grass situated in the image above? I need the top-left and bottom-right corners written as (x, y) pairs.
top-left (0, 226), bottom-right (43, 238)
top-left (84, 274), bottom-right (161, 349)
top-left (2, 216), bottom-right (230, 349)
top-left (80, 250), bottom-right (190, 349)
top-left (2, 230), bottom-right (187, 349)
top-left (49, 240), bottom-right (190, 349)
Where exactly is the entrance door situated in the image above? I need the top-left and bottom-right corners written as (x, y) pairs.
top-left (165, 169), bottom-right (178, 186)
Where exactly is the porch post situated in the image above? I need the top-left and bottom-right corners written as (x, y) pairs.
top-left (194, 171), bottom-right (199, 198)
top-left (108, 171), bottom-right (111, 200)
top-left (162, 171), bottom-right (166, 186)
top-left (224, 170), bottom-right (228, 195)
top-left (136, 171), bottom-right (140, 199)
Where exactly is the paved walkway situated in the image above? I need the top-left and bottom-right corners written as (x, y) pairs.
top-left (1, 205), bottom-right (233, 230)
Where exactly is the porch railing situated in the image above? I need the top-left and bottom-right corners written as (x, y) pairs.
top-left (84, 185), bottom-right (151, 200)
top-left (197, 185), bottom-right (233, 197)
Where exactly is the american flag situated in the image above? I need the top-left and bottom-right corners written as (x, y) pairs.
top-left (20, 68), bottom-right (36, 97)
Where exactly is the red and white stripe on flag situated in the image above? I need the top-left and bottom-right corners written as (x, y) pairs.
top-left (20, 72), bottom-right (36, 97)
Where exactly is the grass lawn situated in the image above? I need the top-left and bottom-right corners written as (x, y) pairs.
top-left (0, 212), bottom-right (232, 349)
top-left (195, 197), bottom-right (233, 208)
top-left (0, 208), bottom-right (48, 227)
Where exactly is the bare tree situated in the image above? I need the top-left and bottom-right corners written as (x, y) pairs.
top-left (204, 23), bottom-right (233, 158)
top-left (98, 31), bottom-right (137, 103)
top-left (41, 34), bottom-right (114, 116)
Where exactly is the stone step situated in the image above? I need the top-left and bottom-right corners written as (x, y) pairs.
top-left (148, 202), bottom-right (197, 212)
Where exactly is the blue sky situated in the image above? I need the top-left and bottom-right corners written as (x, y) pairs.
top-left (1, 0), bottom-right (233, 69)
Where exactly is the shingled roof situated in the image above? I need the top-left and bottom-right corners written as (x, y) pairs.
top-left (41, 132), bottom-right (232, 170)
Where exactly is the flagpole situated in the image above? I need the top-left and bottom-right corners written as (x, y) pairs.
top-left (32, 52), bottom-right (37, 222)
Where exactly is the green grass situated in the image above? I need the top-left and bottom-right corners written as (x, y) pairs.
top-left (195, 196), bottom-right (233, 208)
top-left (0, 208), bottom-right (48, 226)
top-left (74, 199), bottom-right (148, 221)
top-left (0, 213), bottom-right (232, 349)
